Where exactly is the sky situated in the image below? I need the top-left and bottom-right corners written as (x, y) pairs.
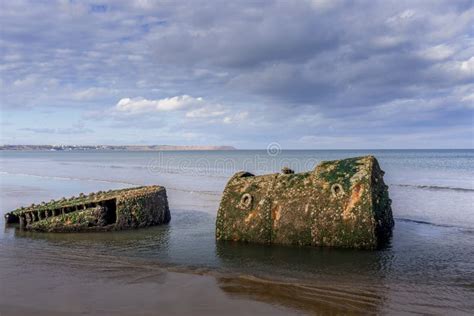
top-left (0, 0), bottom-right (473, 149)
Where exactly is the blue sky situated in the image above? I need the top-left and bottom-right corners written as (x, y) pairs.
top-left (0, 0), bottom-right (473, 149)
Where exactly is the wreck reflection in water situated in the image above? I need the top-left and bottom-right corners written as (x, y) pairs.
top-left (215, 240), bottom-right (390, 315)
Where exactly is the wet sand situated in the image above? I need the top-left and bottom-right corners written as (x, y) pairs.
top-left (0, 273), bottom-right (297, 315)
top-left (0, 251), bottom-right (297, 316)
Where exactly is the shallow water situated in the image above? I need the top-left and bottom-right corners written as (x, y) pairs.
top-left (1, 150), bottom-right (473, 314)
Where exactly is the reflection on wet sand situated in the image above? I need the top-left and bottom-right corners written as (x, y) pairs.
top-left (215, 239), bottom-right (394, 283)
top-left (217, 275), bottom-right (383, 315)
top-left (215, 240), bottom-right (391, 314)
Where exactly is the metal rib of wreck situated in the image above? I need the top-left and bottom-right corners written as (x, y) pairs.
top-left (4, 186), bottom-right (170, 232)
top-left (216, 156), bottom-right (394, 249)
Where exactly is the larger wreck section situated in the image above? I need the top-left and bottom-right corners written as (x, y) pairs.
top-left (216, 156), bottom-right (394, 249)
top-left (4, 186), bottom-right (170, 232)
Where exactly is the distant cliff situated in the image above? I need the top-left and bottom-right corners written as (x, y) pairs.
top-left (0, 145), bottom-right (237, 151)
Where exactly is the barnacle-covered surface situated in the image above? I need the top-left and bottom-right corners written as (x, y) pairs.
top-left (216, 156), bottom-right (393, 249)
top-left (4, 186), bottom-right (170, 232)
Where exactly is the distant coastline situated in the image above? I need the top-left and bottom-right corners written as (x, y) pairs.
top-left (0, 145), bottom-right (237, 151)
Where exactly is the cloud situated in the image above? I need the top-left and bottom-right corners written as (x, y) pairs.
top-left (185, 106), bottom-right (227, 118)
top-left (72, 87), bottom-right (117, 101)
top-left (19, 126), bottom-right (93, 135)
top-left (13, 75), bottom-right (39, 88)
top-left (19, 127), bottom-right (56, 134)
top-left (114, 95), bottom-right (204, 114)
top-left (112, 95), bottom-right (236, 122)
top-left (460, 56), bottom-right (474, 73)
top-left (421, 44), bottom-right (455, 61)
top-left (223, 112), bottom-right (249, 124)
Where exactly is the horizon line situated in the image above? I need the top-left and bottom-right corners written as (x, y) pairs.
top-left (1, 144), bottom-right (473, 151)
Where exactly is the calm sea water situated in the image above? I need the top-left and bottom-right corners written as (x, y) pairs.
top-left (1, 150), bottom-right (473, 314)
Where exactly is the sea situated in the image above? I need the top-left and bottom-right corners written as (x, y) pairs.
top-left (0, 150), bottom-right (473, 315)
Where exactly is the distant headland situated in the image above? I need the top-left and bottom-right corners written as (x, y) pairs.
top-left (0, 145), bottom-right (237, 151)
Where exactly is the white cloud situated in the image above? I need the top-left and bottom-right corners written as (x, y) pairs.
top-left (298, 135), bottom-right (364, 148)
top-left (461, 93), bottom-right (474, 101)
top-left (460, 56), bottom-right (474, 74)
top-left (223, 112), bottom-right (249, 124)
top-left (3, 54), bottom-right (22, 62)
top-left (461, 93), bottom-right (474, 108)
top-left (115, 95), bottom-right (204, 114)
top-left (368, 98), bottom-right (442, 119)
top-left (372, 36), bottom-right (405, 48)
top-left (387, 9), bottom-right (416, 25)
top-left (73, 87), bottom-right (116, 101)
top-left (113, 95), bottom-right (240, 122)
top-left (421, 44), bottom-right (455, 61)
top-left (19, 123), bottom-right (92, 135)
top-left (186, 106), bottom-right (227, 118)
top-left (113, 95), bottom-right (241, 123)
top-left (400, 9), bottom-right (415, 20)
top-left (13, 75), bottom-right (39, 88)
top-left (309, 0), bottom-right (341, 11)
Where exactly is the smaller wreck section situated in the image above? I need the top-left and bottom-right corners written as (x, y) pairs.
top-left (216, 156), bottom-right (394, 249)
top-left (4, 186), bottom-right (170, 232)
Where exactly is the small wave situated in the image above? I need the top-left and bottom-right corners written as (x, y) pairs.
top-left (165, 186), bottom-right (222, 196)
top-left (395, 217), bottom-right (474, 231)
top-left (0, 171), bottom-right (138, 186)
top-left (393, 184), bottom-right (474, 192)
top-left (53, 161), bottom-right (234, 178)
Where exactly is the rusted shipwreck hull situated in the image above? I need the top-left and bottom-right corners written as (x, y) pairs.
top-left (216, 156), bottom-right (394, 249)
top-left (4, 186), bottom-right (170, 232)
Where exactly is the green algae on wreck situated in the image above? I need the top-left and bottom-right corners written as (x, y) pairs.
top-left (4, 186), bottom-right (170, 232)
top-left (216, 156), bottom-right (394, 249)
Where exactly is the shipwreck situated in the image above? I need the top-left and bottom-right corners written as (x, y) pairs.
top-left (4, 186), bottom-right (170, 232)
top-left (216, 156), bottom-right (394, 249)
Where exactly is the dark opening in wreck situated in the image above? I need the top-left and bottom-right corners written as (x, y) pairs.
top-left (102, 199), bottom-right (117, 225)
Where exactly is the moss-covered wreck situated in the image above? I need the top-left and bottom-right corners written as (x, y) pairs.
top-left (216, 156), bottom-right (394, 249)
top-left (4, 186), bottom-right (170, 232)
